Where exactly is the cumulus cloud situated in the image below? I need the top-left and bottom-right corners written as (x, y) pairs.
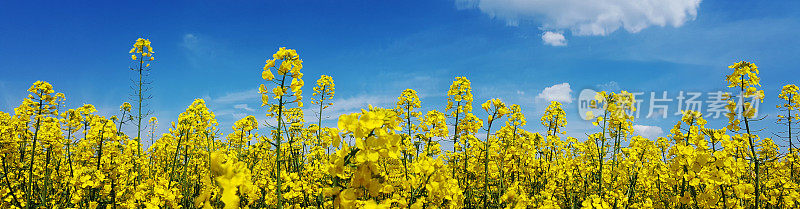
top-left (536, 83), bottom-right (573, 103)
top-left (542, 31), bottom-right (567, 46)
top-left (633, 124), bottom-right (664, 139)
top-left (456, 0), bottom-right (701, 43)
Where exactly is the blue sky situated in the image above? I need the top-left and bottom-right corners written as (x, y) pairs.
top-left (1, 0), bottom-right (799, 148)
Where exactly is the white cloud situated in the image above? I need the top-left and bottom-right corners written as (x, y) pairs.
top-left (213, 89), bottom-right (259, 104)
top-left (206, 89), bottom-right (261, 122)
top-left (457, 0), bottom-right (701, 42)
top-left (542, 31), bottom-right (567, 46)
top-left (328, 95), bottom-right (395, 116)
top-left (181, 34), bottom-right (204, 55)
top-left (596, 81), bottom-right (620, 91)
top-left (234, 104), bottom-right (255, 112)
top-left (232, 113), bottom-right (247, 119)
top-left (633, 124), bottom-right (664, 139)
top-left (183, 34), bottom-right (198, 46)
top-left (306, 93), bottom-right (401, 122)
top-left (181, 33), bottom-right (223, 68)
top-left (536, 83), bottom-right (573, 103)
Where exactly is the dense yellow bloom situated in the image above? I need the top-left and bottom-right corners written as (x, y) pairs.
top-left (542, 101), bottom-right (566, 135)
top-left (7, 45), bottom-right (800, 209)
top-left (262, 66), bottom-right (275, 80)
top-left (446, 77), bottom-right (474, 114)
top-left (130, 38), bottom-right (155, 61)
top-left (311, 75), bottom-right (335, 108)
top-left (131, 38), bottom-right (153, 53)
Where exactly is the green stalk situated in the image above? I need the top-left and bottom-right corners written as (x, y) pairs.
top-left (26, 96), bottom-right (44, 206)
top-left (598, 109), bottom-right (608, 197)
top-left (788, 93), bottom-right (795, 182)
top-left (483, 111), bottom-right (495, 209)
top-left (740, 77), bottom-right (760, 209)
top-left (451, 100), bottom-right (460, 181)
top-left (275, 73), bottom-right (287, 209)
top-left (168, 127), bottom-right (186, 188)
top-left (136, 51), bottom-right (144, 160)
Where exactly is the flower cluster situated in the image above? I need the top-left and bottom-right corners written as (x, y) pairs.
top-left (3, 44), bottom-right (800, 209)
